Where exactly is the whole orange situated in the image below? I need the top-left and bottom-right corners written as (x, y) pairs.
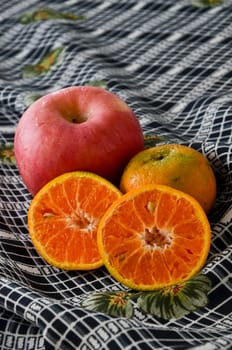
top-left (120, 144), bottom-right (216, 213)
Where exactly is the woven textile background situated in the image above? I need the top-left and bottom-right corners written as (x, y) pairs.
top-left (0, 0), bottom-right (231, 349)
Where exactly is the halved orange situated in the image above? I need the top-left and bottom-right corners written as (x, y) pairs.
top-left (28, 171), bottom-right (122, 270)
top-left (98, 184), bottom-right (211, 290)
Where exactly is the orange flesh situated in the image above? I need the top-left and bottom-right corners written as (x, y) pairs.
top-left (29, 174), bottom-right (121, 269)
top-left (99, 185), bottom-right (211, 289)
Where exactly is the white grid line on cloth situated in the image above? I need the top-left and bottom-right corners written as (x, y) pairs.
top-left (185, 274), bottom-right (231, 330)
top-left (0, 0), bottom-right (38, 21)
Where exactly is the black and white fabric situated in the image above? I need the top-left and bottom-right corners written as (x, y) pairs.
top-left (0, 1), bottom-right (231, 349)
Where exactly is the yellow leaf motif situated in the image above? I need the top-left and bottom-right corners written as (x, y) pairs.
top-left (191, 0), bottom-right (224, 7)
top-left (22, 47), bottom-right (64, 77)
top-left (0, 144), bottom-right (15, 164)
top-left (19, 7), bottom-right (85, 24)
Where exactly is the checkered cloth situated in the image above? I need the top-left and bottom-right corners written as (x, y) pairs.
top-left (0, 1), bottom-right (231, 349)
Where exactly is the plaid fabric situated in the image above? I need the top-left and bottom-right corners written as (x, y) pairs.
top-left (0, 0), bottom-right (231, 349)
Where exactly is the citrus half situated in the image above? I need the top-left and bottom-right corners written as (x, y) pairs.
top-left (98, 184), bottom-right (211, 290)
top-left (28, 171), bottom-right (122, 270)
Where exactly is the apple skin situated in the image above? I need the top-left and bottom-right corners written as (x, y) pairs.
top-left (14, 86), bottom-right (144, 196)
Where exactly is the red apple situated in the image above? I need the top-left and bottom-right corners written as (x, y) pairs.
top-left (14, 86), bottom-right (144, 195)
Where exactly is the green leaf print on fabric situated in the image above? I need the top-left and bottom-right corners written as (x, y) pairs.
top-left (138, 274), bottom-right (212, 320)
top-left (191, 0), bottom-right (224, 7)
top-left (0, 144), bottom-right (15, 164)
top-left (19, 7), bottom-right (85, 24)
top-left (84, 80), bottom-right (108, 89)
top-left (82, 291), bottom-right (134, 318)
top-left (22, 47), bottom-right (64, 78)
top-left (81, 274), bottom-right (212, 320)
top-left (143, 134), bottom-right (166, 149)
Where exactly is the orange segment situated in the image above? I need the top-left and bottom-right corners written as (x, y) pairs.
top-left (98, 184), bottom-right (211, 290)
top-left (28, 171), bottom-right (122, 270)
